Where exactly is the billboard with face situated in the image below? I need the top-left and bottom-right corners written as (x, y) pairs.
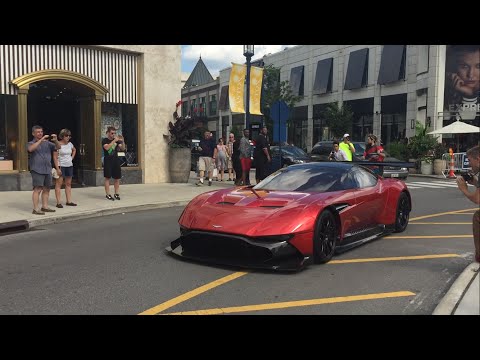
top-left (444, 45), bottom-right (480, 121)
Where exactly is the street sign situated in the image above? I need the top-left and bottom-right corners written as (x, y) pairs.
top-left (271, 100), bottom-right (289, 143)
top-left (462, 153), bottom-right (471, 170)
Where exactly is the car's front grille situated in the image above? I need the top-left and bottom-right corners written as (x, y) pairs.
top-left (181, 232), bottom-right (273, 263)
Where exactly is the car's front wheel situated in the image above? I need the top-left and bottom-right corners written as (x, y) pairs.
top-left (394, 192), bottom-right (410, 233)
top-left (313, 210), bottom-right (337, 264)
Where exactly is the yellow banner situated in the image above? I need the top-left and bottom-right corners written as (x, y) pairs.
top-left (249, 66), bottom-right (264, 115)
top-left (228, 63), bottom-right (246, 113)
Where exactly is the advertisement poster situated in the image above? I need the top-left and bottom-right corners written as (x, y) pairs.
top-left (444, 45), bottom-right (480, 121)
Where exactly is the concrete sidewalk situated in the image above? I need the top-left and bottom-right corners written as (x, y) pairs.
top-left (0, 170), bottom-right (477, 315)
top-left (0, 171), bottom-right (235, 229)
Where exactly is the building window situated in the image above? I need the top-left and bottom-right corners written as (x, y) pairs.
top-left (182, 101), bottom-right (188, 117)
top-left (344, 48), bottom-right (369, 90)
top-left (313, 104), bottom-right (330, 145)
top-left (290, 66), bottom-right (305, 96)
top-left (378, 45), bottom-right (406, 85)
top-left (199, 97), bottom-right (206, 116)
top-left (218, 86), bottom-right (229, 111)
top-left (417, 45), bottom-right (429, 74)
top-left (0, 95), bottom-right (18, 169)
top-left (289, 106), bottom-right (308, 150)
top-left (209, 94), bottom-right (217, 116)
top-left (190, 98), bottom-right (197, 115)
top-left (313, 58), bottom-right (333, 94)
top-left (222, 116), bottom-right (229, 140)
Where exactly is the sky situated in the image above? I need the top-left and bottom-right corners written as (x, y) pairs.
top-left (181, 45), bottom-right (297, 78)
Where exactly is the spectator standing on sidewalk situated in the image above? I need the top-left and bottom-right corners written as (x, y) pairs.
top-left (239, 129), bottom-right (252, 186)
top-left (102, 127), bottom-right (125, 201)
top-left (196, 131), bottom-right (216, 186)
top-left (53, 128), bottom-right (77, 208)
top-left (329, 141), bottom-right (348, 161)
top-left (27, 125), bottom-right (61, 215)
top-left (254, 126), bottom-right (271, 183)
top-left (456, 145), bottom-right (480, 263)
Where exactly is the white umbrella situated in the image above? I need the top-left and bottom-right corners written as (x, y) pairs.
top-left (428, 119), bottom-right (479, 152)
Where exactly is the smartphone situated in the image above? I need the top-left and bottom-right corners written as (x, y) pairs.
top-left (461, 173), bottom-right (473, 182)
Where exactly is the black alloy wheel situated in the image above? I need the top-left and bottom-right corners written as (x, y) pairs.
top-left (394, 192), bottom-right (410, 233)
top-left (313, 210), bottom-right (337, 264)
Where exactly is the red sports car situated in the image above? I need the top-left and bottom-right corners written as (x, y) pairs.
top-left (167, 162), bottom-right (412, 271)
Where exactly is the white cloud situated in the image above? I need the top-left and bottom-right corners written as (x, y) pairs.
top-left (182, 45), bottom-right (297, 78)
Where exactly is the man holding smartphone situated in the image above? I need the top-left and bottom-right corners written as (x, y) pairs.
top-left (102, 126), bottom-right (125, 200)
top-left (27, 125), bottom-right (61, 215)
top-left (456, 145), bottom-right (480, 263)
top-left (339, 134), bottom-right (355, 161)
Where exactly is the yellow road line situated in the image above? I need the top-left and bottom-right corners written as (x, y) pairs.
top-left (328, 254), bottom-right (460, 264)
top-left (448, 213), bottom-right (476, 215)
top-left (410, 222), bottom-right (471, 225)
top-left (409, 208), bottom-right (477, 221)
top-left (138, 271), bottom-right (248, 315)
top-left (387, 235), bottom-right (472, 239)
top-left (163, 291), bottom-right (415, 315)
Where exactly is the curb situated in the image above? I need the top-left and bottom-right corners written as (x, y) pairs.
top-left (432, 262), bottom-right (480, 315)
top-left (0, 220), bottom-right (29, 234)
top-left (27, 200), bottom-right (190, 229)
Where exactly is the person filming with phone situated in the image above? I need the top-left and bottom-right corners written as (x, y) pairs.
top-left (27, 125), bottom-right (61, 215)
top-left (102, 126), bottom-right (126, 201)
top-left (456, 145), bottom-right (480, 263)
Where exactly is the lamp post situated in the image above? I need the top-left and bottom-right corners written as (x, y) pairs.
top-left (243, 45), bottom-right (254, 130)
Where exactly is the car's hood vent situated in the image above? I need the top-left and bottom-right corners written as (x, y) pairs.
top-left (216, 201), bottom-right (235, 205)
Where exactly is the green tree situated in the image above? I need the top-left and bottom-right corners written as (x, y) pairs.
top-left (260, 64), bottom-right (302, 137)
top-left (322, 102), bottom-right (353, 139)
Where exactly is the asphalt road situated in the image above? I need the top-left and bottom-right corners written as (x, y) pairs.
top-left (0, 178), bottom-right (476, 314)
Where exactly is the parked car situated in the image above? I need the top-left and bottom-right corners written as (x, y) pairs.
top-left (310, 141), bottom-right (408, 179)
top-left (269, 145), bottom-right (312, 172)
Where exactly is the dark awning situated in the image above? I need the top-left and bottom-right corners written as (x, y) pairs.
top-left (313, 58), bottom-right (333, 94)
top-left (290, 66), bottom-right (304, 96)
top-left (344, 48), bottom-right (369, 90)
top-left (377, 45), bottom-right (406, 85)
top-left (218, 85), bottom-right (229, 111)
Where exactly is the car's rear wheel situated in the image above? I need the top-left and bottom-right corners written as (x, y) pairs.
top-left (394, 192), bottom-right (410, 233)
top-left (313, 210), bottom-right (337, 264)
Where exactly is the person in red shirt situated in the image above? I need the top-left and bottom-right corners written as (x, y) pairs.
top-left (363, 134), bottom-right (385, 175)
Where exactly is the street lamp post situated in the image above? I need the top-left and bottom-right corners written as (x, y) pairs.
top-left (243, 45), bottom-right (254, 130)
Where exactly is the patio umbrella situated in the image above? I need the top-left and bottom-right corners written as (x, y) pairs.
top-left (428, 119), bottom-right (480, 152)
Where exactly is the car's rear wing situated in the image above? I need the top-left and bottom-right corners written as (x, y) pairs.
top-left (350, 160), bottom-right (416, 168)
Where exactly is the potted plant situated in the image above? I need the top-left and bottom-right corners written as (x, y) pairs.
top-left (420, 153), bottom-right (434, 175)
top-left (164, 101), bottom-right (195, 183)
top-left (407, 121), bottom-right (438, 174)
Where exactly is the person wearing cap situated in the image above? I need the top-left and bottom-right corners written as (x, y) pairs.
top-left (339, 133), bottom-right (355, 161)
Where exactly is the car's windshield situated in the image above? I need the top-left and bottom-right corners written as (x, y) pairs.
top-left (253, 165), bottom-right (351, 192)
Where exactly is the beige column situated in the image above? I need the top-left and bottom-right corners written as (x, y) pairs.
top-left (93, 92), bottom-right (103, 170)
top-left (17, 87), bottom-right (29, 172)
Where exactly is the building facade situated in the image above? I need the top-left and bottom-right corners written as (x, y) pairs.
top-left (0, 45), bottom-right (181, 191)
top-left (212, 45), bottom-right (478, 152)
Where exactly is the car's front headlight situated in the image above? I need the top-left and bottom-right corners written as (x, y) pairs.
top-left (293, 159), bottom-right (304, 164)
top-left (401, 168), bottom-right (407, 171)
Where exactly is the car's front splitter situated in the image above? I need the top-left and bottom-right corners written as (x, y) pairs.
top-left (166, 230), bottom-right (312, 272)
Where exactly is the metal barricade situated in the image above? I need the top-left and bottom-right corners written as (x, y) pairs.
top-left (441, 152), bottom-right (471, 178)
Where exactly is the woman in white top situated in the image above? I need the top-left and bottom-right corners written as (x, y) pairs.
top-left (213, 138), bottom-right (227, 181)
top-left (53, 128), bottom-right (77, 207)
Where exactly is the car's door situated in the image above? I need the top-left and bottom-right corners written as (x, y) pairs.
top-left (351, 166), bottom-right (386, 228)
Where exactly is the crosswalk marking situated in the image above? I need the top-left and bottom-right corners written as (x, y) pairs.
top-left (406, 180), bottom-right (472, 190)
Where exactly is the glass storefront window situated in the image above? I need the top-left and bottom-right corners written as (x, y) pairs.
top-left (0, 95), bottom-right (18, 170)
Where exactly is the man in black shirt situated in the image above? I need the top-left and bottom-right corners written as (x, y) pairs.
top-left (254, 126), bottom-right (271, 183)
top-left (102, 126), bottom-right (126, 200)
